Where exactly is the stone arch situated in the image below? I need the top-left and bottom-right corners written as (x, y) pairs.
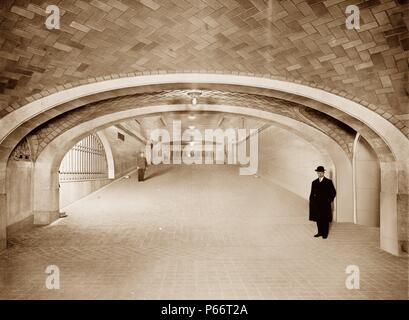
top-left (0, 74), bottom-right (407, 154)
top-left (0, 78), bottom-right (401, 171)
top-left (10, 72), bottom-right (407, 136)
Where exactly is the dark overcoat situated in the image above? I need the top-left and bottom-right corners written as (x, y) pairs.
top-left (309, 177), bottom-right (336, 223)
top-left (137, 156), bottom-right (148, 169)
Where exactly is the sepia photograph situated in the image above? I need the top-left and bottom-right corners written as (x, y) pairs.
top-left (0, 0), bottom-right (408, 308)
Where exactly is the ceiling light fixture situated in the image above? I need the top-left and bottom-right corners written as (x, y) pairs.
top-left (187, 91), bottom-right (202, 106)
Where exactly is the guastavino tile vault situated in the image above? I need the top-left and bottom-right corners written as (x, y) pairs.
top-left (0, 0), bottom-right (407, 300)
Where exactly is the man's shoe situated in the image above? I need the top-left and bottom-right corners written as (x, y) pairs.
top-left (322, 235), bottom-right (328, 239)
top-left (314, 233), bottom-right (322, 237)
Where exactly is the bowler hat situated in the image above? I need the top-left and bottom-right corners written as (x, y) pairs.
top-left (315, 166), bottom-right (325, 172)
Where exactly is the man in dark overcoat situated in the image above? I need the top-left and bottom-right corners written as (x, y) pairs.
top-left (309, 166), bottom-right (336, 239)
top-left (137, 151), bottom-right (148, 182)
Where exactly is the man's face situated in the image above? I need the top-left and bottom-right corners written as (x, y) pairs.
top-left (317, 171), bottom-right (325, 178)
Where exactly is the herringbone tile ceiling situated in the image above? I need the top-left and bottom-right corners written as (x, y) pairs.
top-left (0, 0), bottom-right (408, 124)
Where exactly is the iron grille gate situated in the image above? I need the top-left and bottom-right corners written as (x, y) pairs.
top-left (59, 134), bottom-right (108, 182)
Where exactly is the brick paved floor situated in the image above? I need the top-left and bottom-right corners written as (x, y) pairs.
top-left (0, 165), bottom-right (407, 299)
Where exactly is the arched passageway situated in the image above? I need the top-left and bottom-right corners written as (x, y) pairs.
top-left (0, 74), bottom-right (407, 256)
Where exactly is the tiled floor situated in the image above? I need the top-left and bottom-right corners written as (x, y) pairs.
top-left (0, 165), bottom-right (407, 299)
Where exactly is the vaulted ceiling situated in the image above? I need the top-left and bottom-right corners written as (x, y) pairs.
top-left (14, 89), bottom-right (361, 162)
top-left (0, 0), bottom-right (407, 123)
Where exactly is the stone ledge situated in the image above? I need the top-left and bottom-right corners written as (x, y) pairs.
top-left (6, 214), bottom-right (34, 236)
top-left (33, 210), bottom-right (60, 225)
